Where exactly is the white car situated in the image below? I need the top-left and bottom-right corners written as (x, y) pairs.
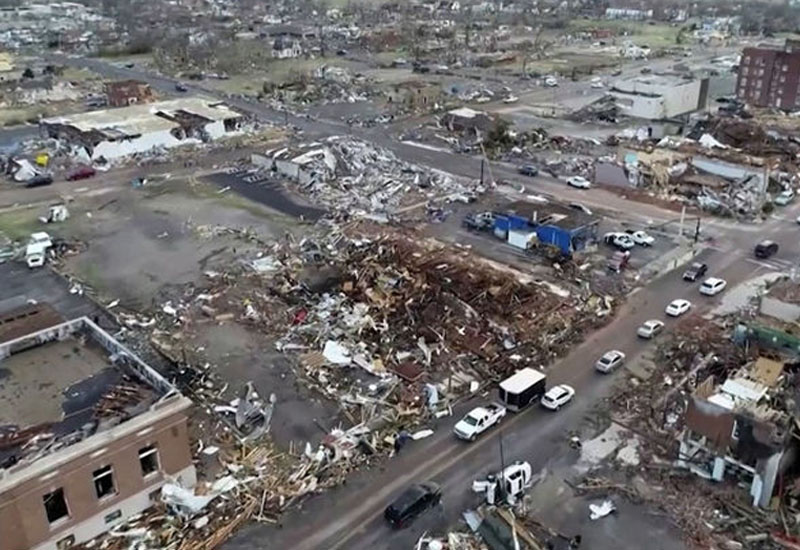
top-left (637, 319), bottom-right (665, 339)
top-left (603, 232), bottom-right (635, 250)
top-left (544, 77), bottom-right (558, 87)
top-left (503, 95), bottom-right (519, 104)
top-left (29, 231), bottom-right (53, 249)
top-left (591, 80), bottom-right (605, 89)
top-left (665, 299), bottom-right (692, 317)
top-left (541, 384), bottom-right (575, 410)
top-left (475, 96), bottom-right (491, 104)
top-left (567, 176), bottom-right (591, 189)
top-left (453, 404), bottom-right (506, 441)
top-left (699, 277), bottom-right (727, 296)
top-left (626, 230), bottom-right (655, 246)
top-left (774, 189), bottom-right (795, 206)
top-left (595, 350), bottom-right (626, 373)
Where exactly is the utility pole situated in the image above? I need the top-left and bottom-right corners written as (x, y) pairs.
top-left (498, 429), bottom-right (507, 502)
top-left (693, 217), bottom-right (701, 244)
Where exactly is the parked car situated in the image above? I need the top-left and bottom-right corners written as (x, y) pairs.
top-left (755, 240), bottom-right (779, 259)
top-left (518, 164), bottom-right (539, 177)
top-left (463, 212), bottom-right (495, 232)
top-left (625, 229), bottom-right (655, 246)
top-left (665, 298), bottom-right (692, 317)
top-left (503, 95), bottom-right (519, 104)
top-left (567, 176), bottom-right (591, 189)
top-left (384, 482), bottom-right (441, 528)
top-left (453, 404), bottom-right (506, 441)
top-left (175, 82), bottom-right (189, 92)
top-left (541, 385), bottom-right (575, 410)
top-left (682, 262), bottom-right (708, 282)
top-left (699, 277), bottom-right (727, 296)
top-left (640, 67), bottom-right (652, 74)
top-left (637, 319), bottom-right (665, 339)
top-left (774, 189), bottom-right (795, 206)
top-left (66, 165), bottom-right (96, 181)
top-left (24, 175), bottom-right (53, 188)
top-left (595, 350), bottom-right (626, 373)
top-left (544, 76), bottom-right (558, 87)
top-left (603, 232), bottom-right (635, 250)
top-left (591, 80), bottom-right (605, 89)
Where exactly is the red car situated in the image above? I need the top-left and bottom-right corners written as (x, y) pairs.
top-left (66, 166), bottom-right (96, 181)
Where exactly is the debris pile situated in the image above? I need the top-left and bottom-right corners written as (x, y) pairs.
top-left (270, 136), bottom-right (482, 217)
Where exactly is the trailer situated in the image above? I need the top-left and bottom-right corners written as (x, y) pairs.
top-left (498, 367), bottom-right (547, 412)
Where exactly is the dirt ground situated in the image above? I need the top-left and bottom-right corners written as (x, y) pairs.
top-left (44, 177), bottom-right (303, 307)
top-left (0, 172), bottom-right (341, 448)
top-left (189, 322), bottom-right (339, 450)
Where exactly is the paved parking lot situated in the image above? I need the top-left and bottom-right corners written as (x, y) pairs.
top-left (0, 262), bottom-right (113, 327)
top-left (206, 169), bottom-right (326, 221)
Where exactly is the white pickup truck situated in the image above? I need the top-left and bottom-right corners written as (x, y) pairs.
top-left (453, 403), bottom-right (507, 441)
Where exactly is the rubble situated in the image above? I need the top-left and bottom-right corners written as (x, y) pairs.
top-left (265, 136), bottom-right (482, 218)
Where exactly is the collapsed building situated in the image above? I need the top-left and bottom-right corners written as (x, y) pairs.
top-left (0, 304), bottom-right (194, 550)
top-left (40, 97), bottom-right (245, 162)
top-left (677, 357), bottom-right (791, 508)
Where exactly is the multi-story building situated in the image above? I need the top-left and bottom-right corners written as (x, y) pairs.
top-left (0, 307), bottom-right (194, 550)
top-left (737, 40), bottom-right (800, 109)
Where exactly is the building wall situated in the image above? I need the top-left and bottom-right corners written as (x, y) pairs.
top-left (611, 91), bottom-right (664, 119)
top-left (91, 129), bottom-right (190, 161)
top-left (661, 79), bottom-right (705, 117)
top-left (737, 46), bottom-right (800, 108)
top-left (612, 78), bottom-right (706, 119)
top-left (0, 407), bottom-right (194, 550)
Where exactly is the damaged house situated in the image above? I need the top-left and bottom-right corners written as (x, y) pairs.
top-left (104, 80), bottom-right (155, 108)
top-left (0, 306), bottom-right (195, 550)
top-left (40, 97), bottom-right (244, 162)
top-left (677, 359), bottom-right (793, 508)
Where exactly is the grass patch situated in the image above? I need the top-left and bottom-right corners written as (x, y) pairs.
top-left (61, 66), bottom-right (101, 83)
top-left (203, 57), bottom-right (355, 94)
top-left (568, 18), bottom-right (681, 48)
top-left (0, 208), bottom-right (41, 241)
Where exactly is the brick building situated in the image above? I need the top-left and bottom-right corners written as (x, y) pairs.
top-left (104, 80), bottom-right (155, 107)
top-left (736, 40), bottom-right (800, 109)
top-left (0, 309), bottom-right (195, 550)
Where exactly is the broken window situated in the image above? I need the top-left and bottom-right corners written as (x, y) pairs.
top-left (93, 465), bottom-right (116, 499)
top-left (43, 488), bottom-right (69, 523)
top-left (139, 445), bottom-right (159, 477)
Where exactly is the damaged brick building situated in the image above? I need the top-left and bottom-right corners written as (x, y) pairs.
top-left (0, 308), bottom-right (195, 550)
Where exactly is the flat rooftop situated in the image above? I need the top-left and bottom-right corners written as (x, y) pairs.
top-left (41, 96), bottom-right (241, 137)
top-left (504, 200), bottom-right (596, 231)
top-left (0, 315), bottom-right (173, 470)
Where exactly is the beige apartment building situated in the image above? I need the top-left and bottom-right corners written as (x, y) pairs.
top-left (0, 308), bottom-right (195, 550)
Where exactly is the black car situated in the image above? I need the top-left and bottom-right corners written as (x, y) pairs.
top-left (175, 83), bottom-right (188, 92)
top-left (683, 262), bottom-right (707, 282)
top-left (755, 240), bottom-right (779, 259)
top-left (384, 482), bottom-right (441, 528)
top-left (24, 174), bottom-right (53, 188)
top-left (518, 164), bottom-right (539, 177)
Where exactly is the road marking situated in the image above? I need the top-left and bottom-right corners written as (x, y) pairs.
top-left (744, 258), bottom-right (794, 271)
top-left (401, 140), bottom-right (452, 153)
